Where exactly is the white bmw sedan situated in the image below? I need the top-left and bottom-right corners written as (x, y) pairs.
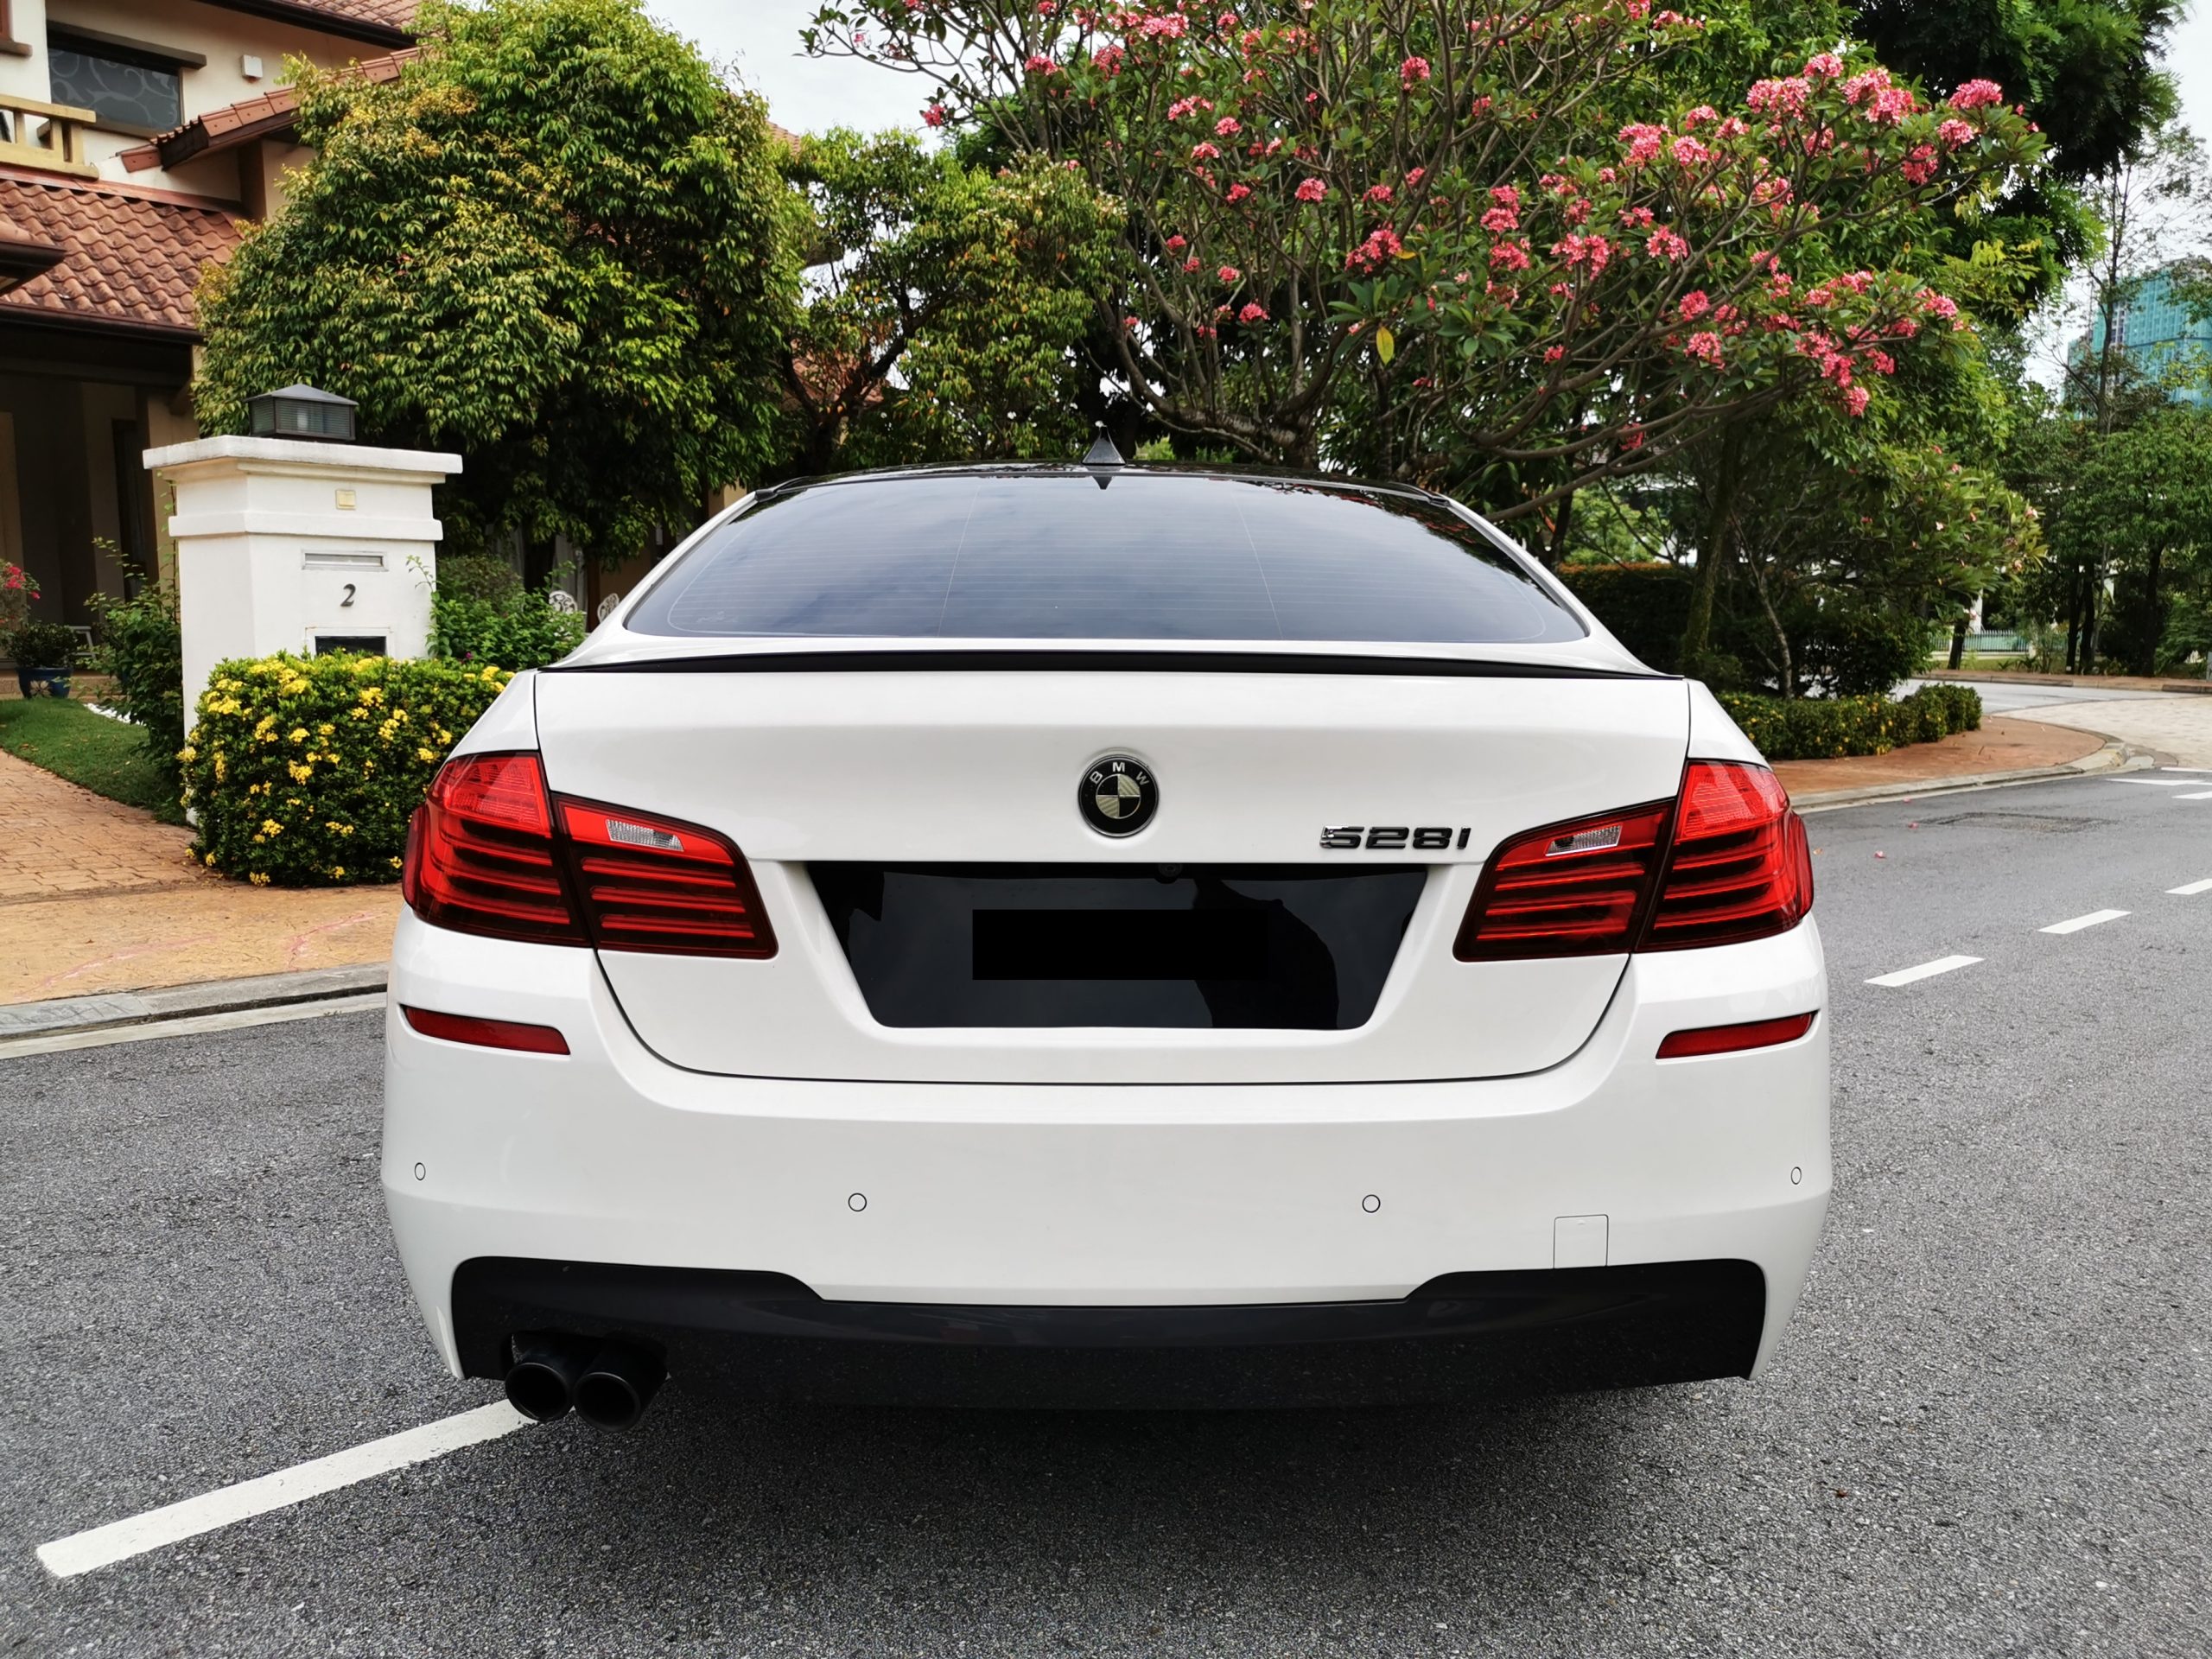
top-left (383, 461), bottom-right (1827, 1426)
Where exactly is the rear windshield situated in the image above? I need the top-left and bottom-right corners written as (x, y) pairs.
top-left (622, 471), bottom-right (1584, 645)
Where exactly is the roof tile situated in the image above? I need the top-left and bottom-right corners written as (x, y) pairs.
top-left (0, 171), bottom-right (240, 334)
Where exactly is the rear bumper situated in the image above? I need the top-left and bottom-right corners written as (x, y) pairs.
top-left (383, 911), bottom-right (1830, 1400)
top-left (453, 1257), bottom-right (1765, 1408)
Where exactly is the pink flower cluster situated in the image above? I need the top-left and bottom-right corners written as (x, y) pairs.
top-left (1022, 52), bottom-right (1058, 75)
top-left (1937, 118), bottom-right (1976, 149)
top-left (1685, 331), bottom-right (1725, 368)
top-left (1948, 79), bottom-right (2004, 111)
top-left (1401, 56), bottom-right (1431, 87)
top-left (1645, 226), bottom-right (1689, 262)
top-left (1344, 225), bottom-right (1404, 272)
top-left (921, 102), bottom-right (947, 126)
top-left (1554, 232), bottom-right (1614, 274)
top-left (1746, 77), bottom-right (1811, 118)
top-left (1295, 176), bottom-right (1328, 202)
top-left (1237, 302), bottom-right (1268, 323)
top-left (1619, 122), bottom-right (1668, 165)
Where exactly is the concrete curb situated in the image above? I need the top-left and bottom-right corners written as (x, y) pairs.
top-left (1918, 670), bottom-right (2212, 696)
top-left (0, 963), bottom-right (387, 1042)
top-left (1791, 737), bottom-right (2158, 813)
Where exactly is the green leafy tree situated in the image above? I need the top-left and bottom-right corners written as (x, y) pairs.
top-left (2056, 406), bottom-right (2212, 674)
top-left (775, 130), bottom-right (1122, 475)
top-left (809, 1), bottom-right (2040, 526)
top-left (195, 0), bottom-right (796, 566)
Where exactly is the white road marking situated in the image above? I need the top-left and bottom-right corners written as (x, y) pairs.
top-left (2168, 879), bottom-right (2212, 895)
top-left (2104, 777), bottom-right (2197, 787)
top-left (1866, 955), bottom-right (1982, 988)
top-left (2177, 791), bottom-right (2212, 801)
top-left (36, 1402), bottom-right (529, 1579)
top-left (0, 994), bottom-right (385, 1061)
top-left (2040, 909), bottom-right (2129, 935)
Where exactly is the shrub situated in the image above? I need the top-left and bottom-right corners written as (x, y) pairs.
top-left (182, 653), bottom-right (512, 886)
top-left (9, 618), bottom-right (80, 670)
top-left (88, 581), bottom-right (186, 803)
top-left (429, 588), bottom-right (587, 671)
top-left (1558, 563), bottom-right (1692, 673)
top-left (0, 558), bottom-right (36, 629)
top-left (1717, 683), bottom-right (1981, 762)
top-left (432, 553), bottom-right (524, 605)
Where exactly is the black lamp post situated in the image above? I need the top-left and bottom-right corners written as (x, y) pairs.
top-left (247, 384), bottom-right (358, 443)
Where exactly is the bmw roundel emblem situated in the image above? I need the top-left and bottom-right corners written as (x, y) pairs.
top-left (1079, 754), bottom-right (1158, 836)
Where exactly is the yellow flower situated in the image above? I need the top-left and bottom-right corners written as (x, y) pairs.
top-left (416, 746), bottom-right (438, 764)
top-left (358, 686), bottom-right (385, 706)
top-left (213, 754), bottom-right (228, 782)
top-left (250, 871), bottom-right (270, 886)
top-left (387, 855), bottom-right (403, 869)
top-left (316, 723), bottom-right (334, 737)
top-left (260, 818), bottom-right (283, 836)
top-left (330, 867), bottom-right (346, 880)
top-left (288, 762), bottom-right (313, 783)
top-left (178, 747), bottom-right (197, 764)
top-left (203, 851), bottom-right (218, 868)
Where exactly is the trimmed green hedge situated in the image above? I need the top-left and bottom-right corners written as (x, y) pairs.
top-left (182, 653), bottom-right (512, 886)
top-left (1719, 683), bottom-right (1981, 762)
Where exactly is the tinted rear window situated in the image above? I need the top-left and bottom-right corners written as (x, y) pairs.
top-left (622, 473), bottom-right (1584, 645)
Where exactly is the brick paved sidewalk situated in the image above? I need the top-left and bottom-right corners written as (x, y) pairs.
top-left (0, 749), bottom-right (397, 1004)
top-left (1770, 714), bottom-right (2106, 798)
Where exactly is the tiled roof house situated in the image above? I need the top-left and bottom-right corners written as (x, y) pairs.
top-left (0, 0), bottom-right (417, 626)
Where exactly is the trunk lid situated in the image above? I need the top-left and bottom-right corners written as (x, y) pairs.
top-left (531, 664), bottom-right (1688, 1083)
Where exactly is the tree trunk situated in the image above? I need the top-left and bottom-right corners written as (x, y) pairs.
top-left (2063, 558), bottom-right (2082, 671)
top-left (2136, 543), bottom-right (2164, 677)
top-left (2079, 562), bottom-right (2101, 673)
top-left (1677, 423), bottom-right (1747, 675)
top-left (1541, 489), bottom-right (1576, 569)
top-left (1947, 617), bottom-right (1967, 671)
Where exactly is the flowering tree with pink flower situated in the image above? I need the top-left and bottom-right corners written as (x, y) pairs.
top-left (806, 0), bottom-right (2040, 531)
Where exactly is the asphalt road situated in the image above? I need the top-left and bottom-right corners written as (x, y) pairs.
top-left (1901, 677), bottom-right (2157, 714)
top-left (4, 771), bottom-right (2209, 1656)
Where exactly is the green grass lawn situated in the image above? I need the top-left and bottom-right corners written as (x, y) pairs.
top-left (0, 694), bottom-right (184, 823)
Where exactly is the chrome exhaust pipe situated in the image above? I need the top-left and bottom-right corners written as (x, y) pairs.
top-left (572, 1341), bottom-right (665, 1431)
top-left (504, 1333), bottom-right (593, 1423)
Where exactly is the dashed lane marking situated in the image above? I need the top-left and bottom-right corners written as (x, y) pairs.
top-left (2169, 879), bottom-right (2212, 895)
top-left (2176, 791), bottom-right (2212, 801)
top-left (2104, 777), bottom-right (2197, 787)
top-left (35, 1402), bottom-right (530, 1578)
top-left (2040, 909), bottom-right (2130, 935)
top-left (1866, 955), bottom-right (1982, 988)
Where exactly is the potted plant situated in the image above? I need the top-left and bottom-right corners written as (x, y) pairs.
top-left (9, 618), bottom-right (80, 697)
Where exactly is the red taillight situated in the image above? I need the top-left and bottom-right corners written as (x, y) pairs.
top-left (404, 753), bottom-right (588, 946)
top-left (1656, 1011), bottom-right (1816, 1059)
top-left (1643, 761), bottom-right (1814, 951)
top-left (555, 798), bottom-right (776, 958)
top-left (400, 753), bottom-right (776, 958)
top-left (1456, 760), bottom-right (1812, 961)
top-left (1454, 802), bottom-right (1672, 960)
top-left (402, 1005), bottom-right (571, 1054)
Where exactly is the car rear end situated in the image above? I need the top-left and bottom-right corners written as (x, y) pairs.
top-left (382, 467), bottom-right (1827, 1414)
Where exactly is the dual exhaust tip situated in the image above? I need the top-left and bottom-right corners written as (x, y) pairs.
top-left (505, 1334), bottom-right (664, 1430)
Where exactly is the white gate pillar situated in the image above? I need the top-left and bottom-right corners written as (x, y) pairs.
top-left (142, 435), bottom-right (462, 732)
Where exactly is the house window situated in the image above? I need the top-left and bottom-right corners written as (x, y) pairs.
top-left (48, 31), bottom-right (185, 134)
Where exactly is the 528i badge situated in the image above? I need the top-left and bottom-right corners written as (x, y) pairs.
top-left (1320, 826), bottom-right (1473, 851)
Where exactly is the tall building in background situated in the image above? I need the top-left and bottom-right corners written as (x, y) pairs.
top-left (2072, 267), bottom-right (2212, 408)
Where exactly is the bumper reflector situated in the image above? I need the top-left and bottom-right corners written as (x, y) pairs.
top-left (401, 1005), bottom-right (571, 1055)
top-left (1656, 1011), bottom-right (1815, 1060)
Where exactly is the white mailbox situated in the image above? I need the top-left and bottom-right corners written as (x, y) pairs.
top-left (143, 434), bottom-right (462, 732)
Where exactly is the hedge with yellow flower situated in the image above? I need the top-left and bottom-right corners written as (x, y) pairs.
top-left (182, 652), bottom-right (512, 886)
